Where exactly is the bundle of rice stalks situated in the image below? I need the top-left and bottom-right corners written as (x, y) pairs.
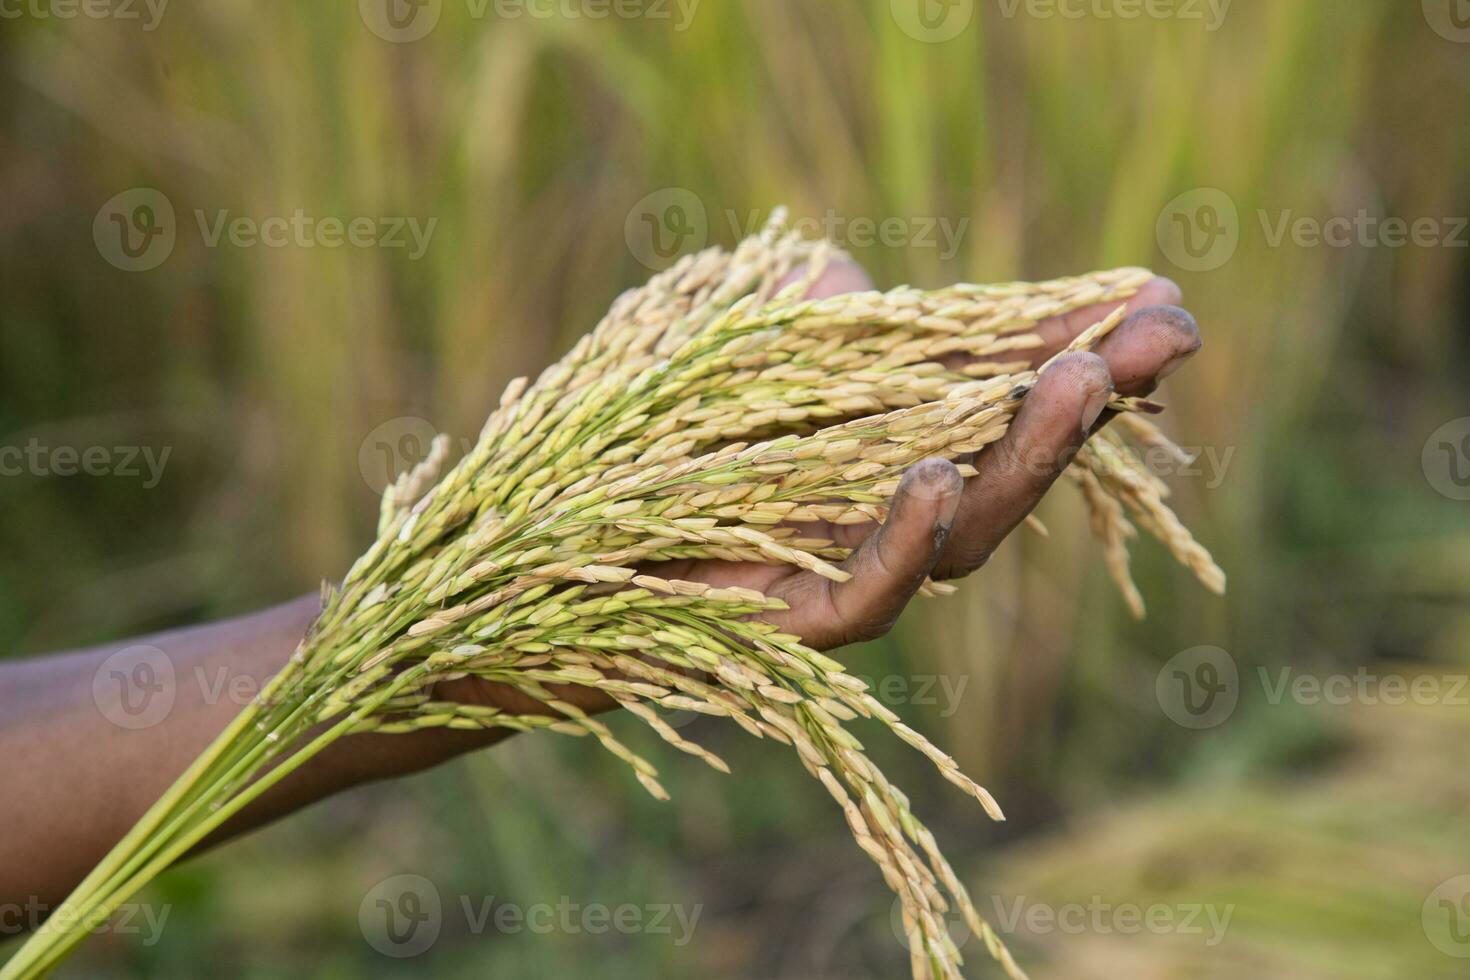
top-left (2, 212), bottom-right (1221, 980)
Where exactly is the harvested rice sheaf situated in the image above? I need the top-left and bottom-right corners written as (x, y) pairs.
top-left (4, 211), bottom-right (1222, 980)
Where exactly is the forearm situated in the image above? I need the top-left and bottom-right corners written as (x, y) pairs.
top-left (0, 596), bottom-right (500, 910)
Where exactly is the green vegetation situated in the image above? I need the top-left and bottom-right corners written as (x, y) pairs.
top-left (0, 2), bottom-right (1465, 976)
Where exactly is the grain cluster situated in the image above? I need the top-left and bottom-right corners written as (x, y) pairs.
top-left (4, 212), bottom-right (1221, 980)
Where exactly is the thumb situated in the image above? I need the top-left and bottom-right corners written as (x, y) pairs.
top-left (777, 458), bottom-right (963, 650)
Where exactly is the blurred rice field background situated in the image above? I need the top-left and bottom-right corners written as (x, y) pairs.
top-left (1, 1), bottom-right (1468, 976)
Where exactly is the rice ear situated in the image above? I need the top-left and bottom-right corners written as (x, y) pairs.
top-left (14, 213), bottom-right (1218, 980)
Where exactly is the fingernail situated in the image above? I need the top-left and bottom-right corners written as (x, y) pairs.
top-left (937, 483), bottom-right (962, 528)
top-left (906, 459), bottom-right (964, 528)
top-left (1155, 350), bottom-right (1195, 381)
top-left (1081, 387), bottom-right (1112, 432)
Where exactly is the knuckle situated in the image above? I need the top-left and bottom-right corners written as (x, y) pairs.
top-left (828, 615), bottom-right (889, 649)
top-left (933, 545), bottom-right (992, 581)
top-left (854, 614), bottom-right (897, 645)
top-left (996, 434), bottom-right (1068, 483)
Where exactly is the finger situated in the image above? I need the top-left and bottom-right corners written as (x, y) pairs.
top-left (785, 265), bottom-right (1191, 388)
top-left (819, 304), bottom-right (1201, 562)
top-left (961, 276), bottom-right (1183, 370)
top-left (771, 458), bottom-right (963, 649)
top-left (933, 352), bottom-right (1113, 579)
top-left (775, 256), bottom-right (875, 300)
top-left (1089, 303), bottom-right (1201, 398)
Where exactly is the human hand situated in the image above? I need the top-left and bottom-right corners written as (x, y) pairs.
top-left (448, 258), bottom-right (1199, 715)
